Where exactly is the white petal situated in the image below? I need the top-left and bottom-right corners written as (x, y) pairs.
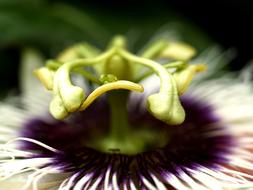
top-left (191, 47), bottom-right (235, 79)
top-left (239, 61), bottom-right (253, 83)
top-left (19, 49), bottom-right (44, 96)
top-left (19, 49), bottom-right (52, 114)
top-left (0, 176), bottom-right (29, 190)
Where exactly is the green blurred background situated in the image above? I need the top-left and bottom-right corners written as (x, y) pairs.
top-left (0, 0), bottom-right (252, 97)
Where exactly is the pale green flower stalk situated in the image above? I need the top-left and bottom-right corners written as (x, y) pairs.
top-left (1, 34), bottom-right (253, 190)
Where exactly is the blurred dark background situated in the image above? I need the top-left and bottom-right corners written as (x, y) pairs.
top-left (0, 0), bottom-right (252, 97)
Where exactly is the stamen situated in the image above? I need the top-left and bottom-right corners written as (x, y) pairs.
top-left (53, 65), bottom-right (85, 113)
top-left (163, 61), bottom-right (188, 69)
top-left (57, 43), bottom-right (101, 62)
top-left (136, 61), bottom-right (187, 82)
top-left (119, 49), bottom-right (185, 125)
top-left (158, 42), bottom-right (197, 61)
top-left (49, 95), bottom-right (69, 120)
top-left (33, 67), bottom-right (54, 90)
top-left (140, 40), bottom-right (168, 59)
top-left (75, 69), bottom-right (101, 84)
top-left (49, 48), bottom-right (116, 119)
top-left (174, 64), bottom-right (207, 95)
top-left (46, 60), bottom-right (62, 70)
top-left (46, 60), bottom-right (101, 84)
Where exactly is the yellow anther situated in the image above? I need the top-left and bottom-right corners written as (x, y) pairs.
top-left (194, 64), bottom-right (207, 72)
top-left (159, 42), bottom-right (196, 61)
top-left (49, 95), bottom-right (69, 120)
top-left (57, 45), bottom-right (80, 62)
top-left (34, 67), bottom-right (54, 90)
top-left (174, 64), bottom-right (207, 95)
top-left (119, 48), bottom-right (186, 125)
top-left (53, 66), bottom-right (85, 113)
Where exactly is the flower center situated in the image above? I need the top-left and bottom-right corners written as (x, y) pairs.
top-left (86, 91), bottom-right (170, 155)
top-left (33, 35), bottom-right (207, 155)
top-left (20, 95), bottom-right (234, 172)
